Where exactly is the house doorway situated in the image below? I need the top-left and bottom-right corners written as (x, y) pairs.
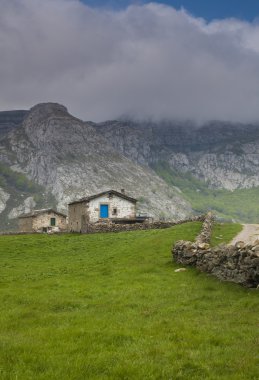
top-left (100, 204), bottom-right (109, 218)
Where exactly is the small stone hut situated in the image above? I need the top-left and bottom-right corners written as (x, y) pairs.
top-left (68, 189), bottom-right (137, 232)
top-left (18, 209), bottom-right (67, 233)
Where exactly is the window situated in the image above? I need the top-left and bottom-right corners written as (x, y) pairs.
top-left (112, 208), bottom-right (117, 215)
top-left (50, 218), bottom-right (56, 226)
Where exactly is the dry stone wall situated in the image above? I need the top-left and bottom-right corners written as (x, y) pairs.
top-left (0, 214), bottom-right (205, 235)
top-left (173, 212), bottom-right (259, 288)
top-left (82, 215), bottom-right (205, 234)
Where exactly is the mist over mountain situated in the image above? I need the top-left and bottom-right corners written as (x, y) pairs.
top-left (2, 1), bottom-right (259, 123)
top-left (0, 111), bottom-right (28, 139)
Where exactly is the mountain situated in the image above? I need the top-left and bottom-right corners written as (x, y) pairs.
top-left (1, 102), bottom-right (259, 231)
top-left (0, 103), bottom-right (191, 230)
top-left (93, 120), bottom-right (259, 221)
top-left (94, 120), bottom-right (259, 190)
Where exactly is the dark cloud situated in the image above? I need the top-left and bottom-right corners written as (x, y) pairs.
top-left (1, 0), bottom-right (259, 122)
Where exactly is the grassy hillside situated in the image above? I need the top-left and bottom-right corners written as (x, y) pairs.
top-left (153, 161), bottom-right (259, 223)
top-left (0, 223), bottom-right (258, 380)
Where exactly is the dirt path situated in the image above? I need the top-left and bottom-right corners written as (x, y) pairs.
top-left (230, 224), bottom-right (259, 245)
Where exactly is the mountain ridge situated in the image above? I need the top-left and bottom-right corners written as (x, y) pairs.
top-left (0, 103), bottom-right (192, 230)
top-left (95, 119), bottom-right (259, 190)
top-left (1, 102), bottom-right (259, 230)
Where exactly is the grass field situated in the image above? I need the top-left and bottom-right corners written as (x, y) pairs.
top-left (0, 222), bottom-right (258, 380)
top-left (210, 223), bottom-right (243, 247)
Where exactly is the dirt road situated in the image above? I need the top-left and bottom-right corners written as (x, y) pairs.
top-left (230, 224), bottom-right (259, 245)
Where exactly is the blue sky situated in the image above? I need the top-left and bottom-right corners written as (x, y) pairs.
top-left (81, 0), bottom-right (259, 21)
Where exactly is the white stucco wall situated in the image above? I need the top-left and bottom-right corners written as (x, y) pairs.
top-left (88, 194), bottom-right (136, 223)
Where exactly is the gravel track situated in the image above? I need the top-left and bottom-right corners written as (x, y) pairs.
top-left (231, 224), bottom-right (259, 245)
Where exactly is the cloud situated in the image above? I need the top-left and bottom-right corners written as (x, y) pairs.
top-left (1, 0), bottom-right (259, 122)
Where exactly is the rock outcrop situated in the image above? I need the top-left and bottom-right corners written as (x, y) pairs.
top-left (0, 103), bottom-right (192, 227)
top-left (95, 120), bottom-right (259, 190)
top-left (2, 103), bottom-right (259, 229)
top-left (8, 196), bottom-right (36, 219)
top-left (0, 187), bottom-right (10, 213)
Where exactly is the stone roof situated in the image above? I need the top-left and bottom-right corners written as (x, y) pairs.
top-left (68, 190), bottom-right (137, 206)
top-left (18, 208), bottom-right (67, 219)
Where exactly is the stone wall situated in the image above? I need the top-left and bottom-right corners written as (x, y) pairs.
top-left (32, 212), bottom-right (67, 232)
top-left (87, 194), bottom-right (136, 223)
top-left (194, 211), bottom-right (214, 245)
top-left (18, 216), bottom-right (33, 233)
top-left (81, 214), bottom-right (206, 234)
top-left (2, 214), bottom-right (205, 235)
top-left (19, 211), bottom-right (67, 233)
top-left (68, 195), bottom-right (137, 232)
top-left (68, 201), bottom-right (87, 232)
top-left (173, 213), bottom-right (259, 288)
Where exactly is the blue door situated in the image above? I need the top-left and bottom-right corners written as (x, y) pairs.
top-left (100, 204), bottom-right (109, 218)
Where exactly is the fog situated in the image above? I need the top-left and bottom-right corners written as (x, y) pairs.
top-left (1, 0), bottom-right (259, 122)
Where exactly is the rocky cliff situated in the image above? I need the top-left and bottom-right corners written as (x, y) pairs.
top-left (95, 120), bottom-right (259, 191)
top-left (1, 102), bottom-right (259, 230)
top-left (94, 119), bottom-right (259, 222)
top-left (0, 103), bottom-right (191, 230)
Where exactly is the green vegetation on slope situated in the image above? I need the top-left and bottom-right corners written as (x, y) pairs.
top-left (0, 223), bottom-right (257, 380)
top-left (153, 161), bottom-right (259, 223)
top-left (0, 162), bottom-right (40, 193)
top-left (0, 162), bottom-right (56, 231)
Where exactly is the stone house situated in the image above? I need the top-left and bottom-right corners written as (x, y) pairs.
top-left (68, 189), bottom-right (137, 232)
top-left (18, 208), bottom-right (67, 233)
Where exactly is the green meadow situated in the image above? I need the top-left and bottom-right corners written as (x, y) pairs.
top-left (153, 161), bottom-right (259, 222)
top-left (0, 223), bottom-right (258, 380)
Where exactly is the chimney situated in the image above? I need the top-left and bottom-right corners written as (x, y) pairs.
top-left (121, 189), bottom-right (125, 194)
